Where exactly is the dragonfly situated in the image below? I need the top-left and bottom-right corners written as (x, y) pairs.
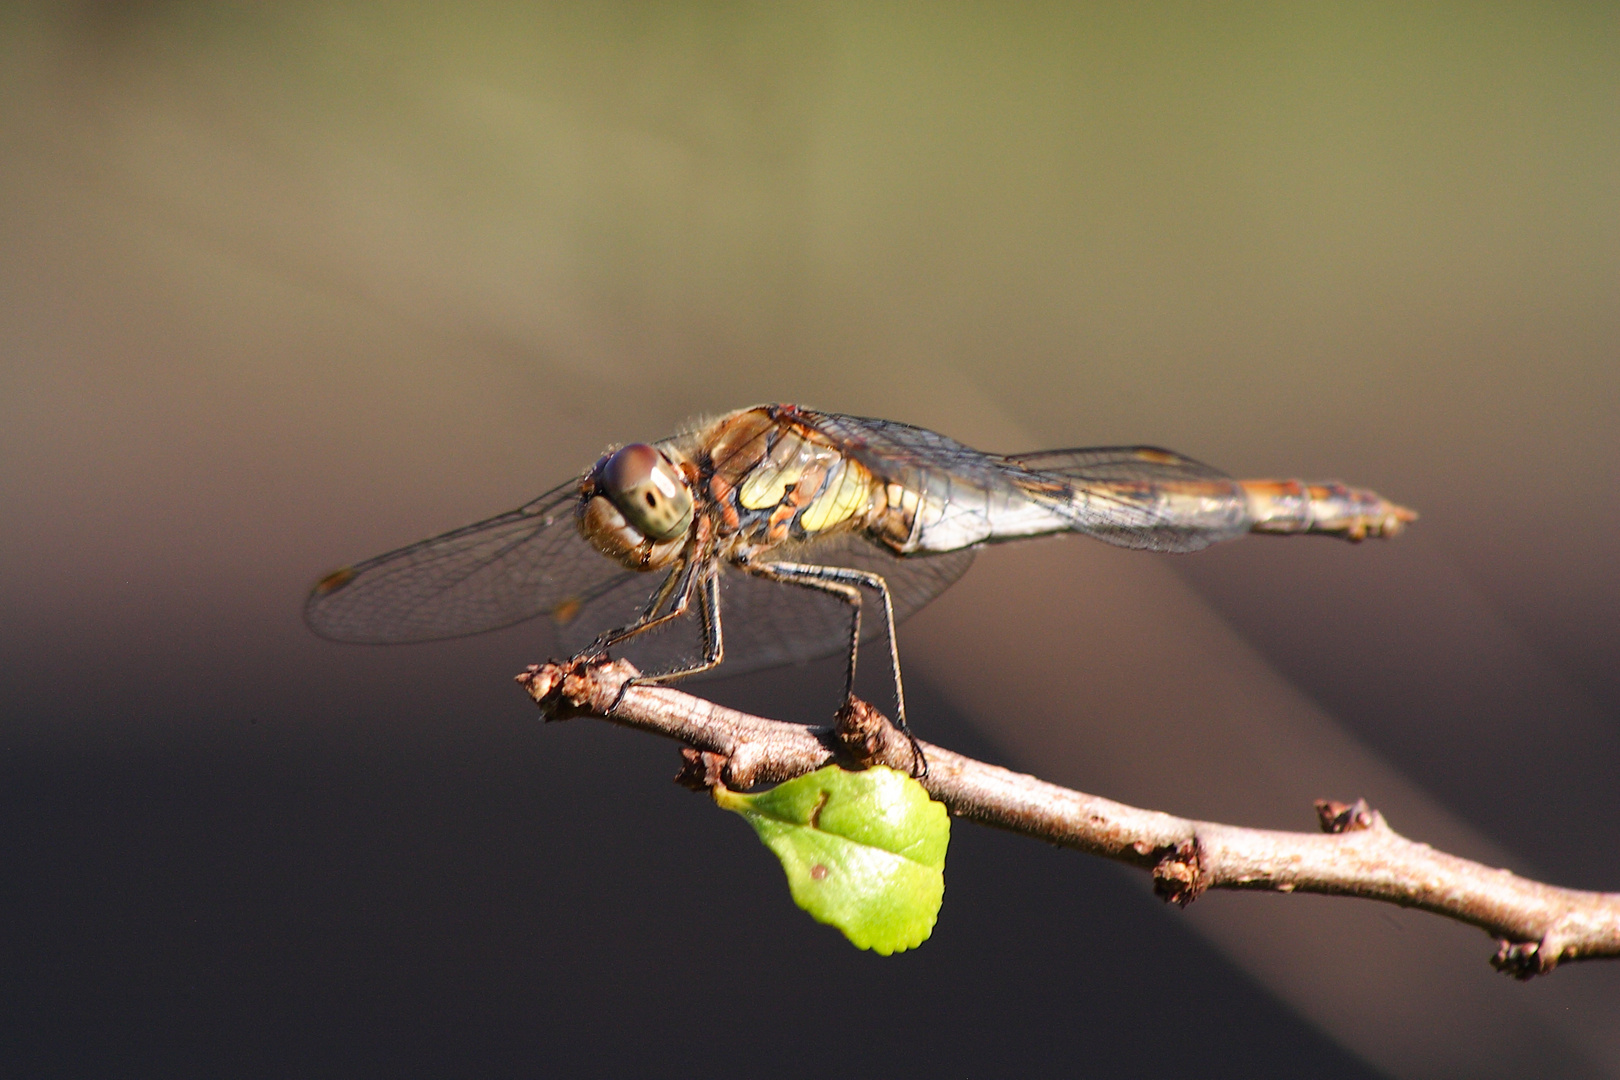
top-left (306, 403), bottom-right (1416, 743)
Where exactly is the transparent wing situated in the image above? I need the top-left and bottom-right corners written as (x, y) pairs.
top-left (1002, 446), bottom-right (1252, 552)
top-left (304, 477), bottom-right (651, 644)
top-left (798, 411), bottom-right (1250, 553)
top-left (1006, 445), bottom-right (1233, 479)
top-left (796, 410), bottom-right (1022, 491)
top-left (587, 534), bottom-right (976, 679)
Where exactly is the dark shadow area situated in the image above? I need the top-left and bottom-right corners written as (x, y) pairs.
top-left (0, 649), bottom-right (1378, 1079)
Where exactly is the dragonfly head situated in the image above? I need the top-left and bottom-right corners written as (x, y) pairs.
top-left (578, 443), bottom-right (694, 570)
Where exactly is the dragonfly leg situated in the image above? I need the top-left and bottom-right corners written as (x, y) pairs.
top-left (744, 559), bottom-right (922, 774)
top-left (580, 548), bottom-right (702, 661)
top-left (607, 567), bottom-right (724, 712)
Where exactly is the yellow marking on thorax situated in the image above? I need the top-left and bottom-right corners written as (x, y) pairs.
top-left (736, 430), bottom-right (830, 510)
top-left (798, 458), bottom-right (874, 533)
top-left (737, 462), bottom-right (800, 509)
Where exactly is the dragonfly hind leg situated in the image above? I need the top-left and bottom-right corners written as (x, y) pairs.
top-left (741, 558), bottom-right (923, 774)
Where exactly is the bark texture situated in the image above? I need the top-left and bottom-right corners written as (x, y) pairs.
top-left (518, 660), bottom-right (1620, 978)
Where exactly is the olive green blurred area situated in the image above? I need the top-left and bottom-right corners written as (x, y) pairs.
top-left (2, 3), bottom-right (1617, 1078)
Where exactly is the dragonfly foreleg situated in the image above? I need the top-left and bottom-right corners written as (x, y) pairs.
top-left (743, 559), bottom-right (920, 771)
top-left (626, 567), bottom-right (725, 683)
top-left (583, 548), bottom-right (703, 660)
top-left (607, 567), bottom-right (724, 713)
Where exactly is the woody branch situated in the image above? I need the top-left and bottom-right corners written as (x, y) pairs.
top-left (517, 659), bottom-right (1620, 980)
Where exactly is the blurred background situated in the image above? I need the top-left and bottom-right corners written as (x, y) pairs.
top-left (2, 3), bottom-right (1616, 1076)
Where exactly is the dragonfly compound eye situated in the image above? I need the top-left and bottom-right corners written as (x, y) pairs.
top-left (598, 443), bottom-right (694, 542)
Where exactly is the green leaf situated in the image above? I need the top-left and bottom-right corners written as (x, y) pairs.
top-left (714, 764), bottom-right (949, 955)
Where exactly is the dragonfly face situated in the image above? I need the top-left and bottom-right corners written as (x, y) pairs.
top-left (306, 404), bottom-right (1416, 735)
top-left (577, 443), bottom-right (693, 571)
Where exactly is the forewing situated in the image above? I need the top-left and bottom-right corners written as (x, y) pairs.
top-left (795, 410), bottom-right (1019, 492)
top-left (1003, 446), bottom-right (1252, 552)
top-left (304, 478), bottom-right (647, 644)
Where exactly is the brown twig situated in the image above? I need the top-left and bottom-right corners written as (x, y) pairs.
top-left (517, 659), bottom-right (1620, 979)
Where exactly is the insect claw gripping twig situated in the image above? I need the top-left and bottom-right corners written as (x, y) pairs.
top-left (605, 672), bottom-right (637, 716)
top-left (516, 657), bottom-right (639, 721)
top-left (834, 696), bottom-right (926, 776)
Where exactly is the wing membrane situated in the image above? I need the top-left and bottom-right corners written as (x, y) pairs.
top-left (796, 410), bottom-right (1021, 492)
top-left (798, 412), bottom-right (1251, 553)
top-left (304, 478), bottom-right (649, 644)
top-left (1004, 446), bottom-right (1252, 552)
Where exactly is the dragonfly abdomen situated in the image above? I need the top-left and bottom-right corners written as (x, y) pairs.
top-left (877, 474), bottom-right (1073, 553)
top-left (1240, 479), bottom-right (1418, 541)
